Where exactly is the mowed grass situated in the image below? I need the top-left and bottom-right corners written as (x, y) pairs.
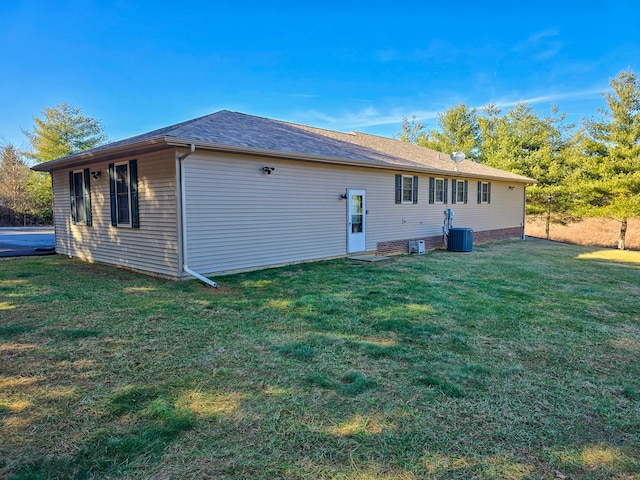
top-left (0, 240), bottom-right (639, 479)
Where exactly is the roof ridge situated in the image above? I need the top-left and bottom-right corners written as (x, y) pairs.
top-left (349, 130), bottom-right (446, 154)
top-left (224, 111), bottom-right (357, 140)
top-left (32, 109), bottom-right (536, 183)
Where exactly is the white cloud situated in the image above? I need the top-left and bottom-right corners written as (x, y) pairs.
top-left (513, 28), bottom-right (563, 62)
top-left (487, 87), bottom-right (604, 109)
top-left (287, 86), bottom-right (605, 136)
top-left (528, 29), bottom-right (560, 43)
top-left (299, 107), bottom-right (440, 130)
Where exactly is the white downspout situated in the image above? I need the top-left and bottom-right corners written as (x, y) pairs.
top-left (178, 144), bottom-right (219, 288)
top-left (522, 185), bottom-right (527, 240)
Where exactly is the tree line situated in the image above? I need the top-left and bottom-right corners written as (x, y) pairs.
top-left (2, 71), bottom-right (638, 248)
top-left (398, 70), bottom-right (640, 250)
top-left (0, 103), bottom-right (106, 225)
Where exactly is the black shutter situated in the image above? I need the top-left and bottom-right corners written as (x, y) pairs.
top-left (444, 179), bottom-right (449, 204)
top-left (451, 180), bottom-right (457, 205)
top-left (429, 177), bottom-right (435, 204)
top-left (478, 181), bottom-right (482, 204)
top-left (83, 168), bottom-right (92, 226)
top-left (395, 174), bottom-right (402, 204)
top-left (464, 180), bottom-right (469, 204)
top-left (412, 176), bottom-right (418, 204)
top-left (488, 182), bottom-right (492, 204)
top-left (69, 171), bottom-right (77, 225)
top-left (109, 163), bottom-right (117, 226)
top-left (129, 160), bottom-right (139, 228)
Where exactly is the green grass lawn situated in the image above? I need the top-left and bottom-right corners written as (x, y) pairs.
top-left (1, 240), bottom-right (639, 479)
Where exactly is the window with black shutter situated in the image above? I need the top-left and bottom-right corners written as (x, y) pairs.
top-left (395, 175), bottom-right (418, 204)
top-left (478, 181), bottom-right (491, 204)
top-left (69, 168), bottom-right (92, 225)
top-left (109, 160), bottom-right (139, 228)
top-left (452, 179), bottom-right (468, 204)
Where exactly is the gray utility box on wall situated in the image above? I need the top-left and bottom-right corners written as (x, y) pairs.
top-left (448, 228), bottom-right (473, 252)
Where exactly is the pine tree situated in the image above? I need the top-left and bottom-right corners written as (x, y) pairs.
top-left (573, 70), bottom-right (640, 249)
top-left (418, 103), bottom-right (481, 158)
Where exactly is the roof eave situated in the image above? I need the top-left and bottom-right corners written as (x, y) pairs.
top-left (32, 135), bottom-right (537, 184)
top-left (166, 137), bottom-right (536, 183)
top-left (166, 137), bottom-right (451, 176)
top-left (31, 137), bottom-right (172, 172)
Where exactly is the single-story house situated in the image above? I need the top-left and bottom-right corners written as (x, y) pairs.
top-left (33, 110), bottom-right (536, 283)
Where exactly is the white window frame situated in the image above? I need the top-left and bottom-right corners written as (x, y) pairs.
top-left (72, 170), bottom-right (88, 225)
top-left (434, 177), bottom-right (445, 204)
top-left (114, 162), bottom-right (132, 226)
top-left (480, 181), bottom-right (490, 204)
top-left (455, 180), bottom-right (466, 204)
top-left (402, 175), bottom-right (414, 204)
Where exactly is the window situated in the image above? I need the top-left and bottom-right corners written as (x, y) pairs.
top-left (68, 169), bottom-right (92, 226)
top-left (73, 172), bottom-right (86, 223)
top-left (350, 193), bottom-right (363, 233)
top-left (478, 181), bottom-right (491, 204)
top-left (429, 177), bottom-right (448, 204)
top-left (435, 178), bottom-right (445, 203)
top-left (109, 160), bottom-right (139, 228)
top-left (115, 164), bottom-right (130, 224)
top-left (395, 174), bottom-right (418, 204)
top-left (451, 179), bottom-right (468, 204)
top-left (402, 175), bottom-right (414, 203)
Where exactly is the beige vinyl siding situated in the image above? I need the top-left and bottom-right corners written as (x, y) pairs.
top-left (450, 181), bottom-right (524, 232)
top-left (183, 154), bottom-right (347, 275)
top-left (183, 153), bottom-right (525, 276)
top-left (51, 150), bottom-right (180, 277)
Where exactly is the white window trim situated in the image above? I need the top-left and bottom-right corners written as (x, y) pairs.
top-left (434, 177), bottom-right (445, 204)
top-left (72, 170), bottom-right (88, 225)
top-left (114, 162), bottom-right (132, 227)
top-left (455, 180), bottom-right (466, 204)
top-left (480, 181), bottom-right (490, 204)
top-left (401, 175), bottom-right (414, 204)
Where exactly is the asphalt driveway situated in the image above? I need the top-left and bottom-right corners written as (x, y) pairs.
top-left (0, 227), bottom-right (55, 257)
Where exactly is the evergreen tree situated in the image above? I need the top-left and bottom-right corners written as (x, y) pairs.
top-left (480, 103), bottom-right (574, 216)
top-left (477, 102), bottom-right (502, 164)
top-left (573, 70), bottom-right (640, 249)
top-left (418, 103), bottom-right (481, 158)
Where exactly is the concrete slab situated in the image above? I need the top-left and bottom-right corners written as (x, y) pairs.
top-left (0, 227), bottom-right (55, 257)
top-left (347, 255), bottom-right (390, 262)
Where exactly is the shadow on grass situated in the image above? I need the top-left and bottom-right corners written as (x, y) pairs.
top-left (0, 325), bottom-right (37, 340)
top-left (306, 371), bottom-right (378, 396)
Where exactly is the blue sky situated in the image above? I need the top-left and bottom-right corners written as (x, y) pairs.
top-left (2, 0), bottom-right (639, 153)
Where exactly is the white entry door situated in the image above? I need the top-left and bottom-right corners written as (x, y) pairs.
top-left (347, 189), bottom-right (366, 253)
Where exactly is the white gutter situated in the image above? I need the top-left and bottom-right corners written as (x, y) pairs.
top-left (178, 144), bottom-right (219, 288)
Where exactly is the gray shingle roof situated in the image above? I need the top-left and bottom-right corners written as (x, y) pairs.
top-left (33, 110), bottom-right (536, 183)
